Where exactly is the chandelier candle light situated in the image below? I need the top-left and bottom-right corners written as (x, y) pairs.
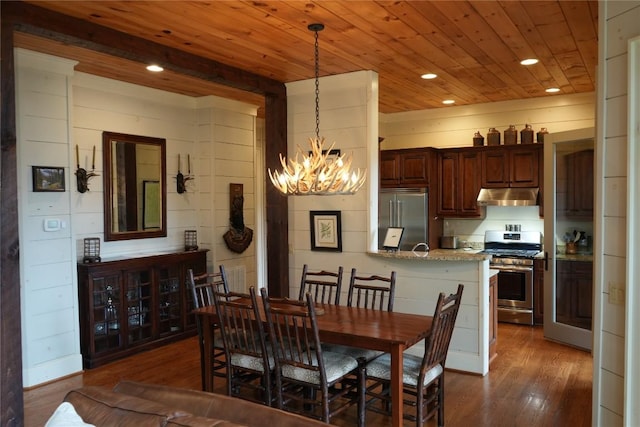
top-left (268, 23), bottom-right (366, 196)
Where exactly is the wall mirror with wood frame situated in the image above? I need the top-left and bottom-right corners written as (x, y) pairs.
top-left (103, 131), bottom-right (166, 241)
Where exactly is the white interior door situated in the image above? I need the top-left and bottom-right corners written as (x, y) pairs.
top-left (543, 128), bottom-right (594, 350)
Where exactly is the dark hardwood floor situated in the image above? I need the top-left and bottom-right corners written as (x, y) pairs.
top-left (24, 323), bottom-right (592, 426)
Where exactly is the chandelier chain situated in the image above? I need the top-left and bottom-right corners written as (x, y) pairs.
top-left (314, 27), bottom-right (321, 140)
top-left (266, 23), bottom-right (367, 196)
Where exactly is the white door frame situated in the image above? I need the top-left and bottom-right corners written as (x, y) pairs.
top-left (543, 127), bottom-right (595, 350)
top-left (624, 35), bottom-right (640, 426)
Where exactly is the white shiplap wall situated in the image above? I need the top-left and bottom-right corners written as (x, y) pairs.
top-left (72, 72), bottom-right (200, 257)
top-left (380, 92), bottom-right (595, 151)
top-left (16, 49), bottom-right (82, 387)
top-left (596, 2), bottom-right (640, 426)
top-left (15, 49), bottom-right (260, 386)
top-left (196, 97), bottom-right (258, 289)
top-left (285, 71), bottom-right (378, 292)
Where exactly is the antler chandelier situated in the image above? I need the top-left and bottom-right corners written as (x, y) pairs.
top-left (268, 23), bottom-right (366, 196)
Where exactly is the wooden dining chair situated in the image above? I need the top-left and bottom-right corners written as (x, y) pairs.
top-left (323, 268), bottom-right (397, 363)
top-left (213, 286), bottom-right (273, 406)
top-left (364, 284), bottom-right (464, 427)
top-left (187, 266), bottom-right (230, 391)
top-left (347, 268), bottom-right (397, 312)
top-left (298, 264), bottom-right (343, 305)
top-left (260, 289), bottom-right (365, 426)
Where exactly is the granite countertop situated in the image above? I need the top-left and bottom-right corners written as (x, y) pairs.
top-left (368, 248), bottom-right (492, 262)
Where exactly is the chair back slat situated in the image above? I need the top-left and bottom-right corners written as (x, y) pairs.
top-left (261, 291), bottom-right (325, 380)
top-left (421, 284), bottom-right (464, 377)
top-left (187, 266), bottom-right (230, 310)
top-left (213, 288), bottom-right (267, 361)
top-left (299, 264), bottom-right (343, 305)
top-left (347, 269), bottom-right (396, 312)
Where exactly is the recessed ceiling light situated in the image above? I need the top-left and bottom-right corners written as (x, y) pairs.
top-left (520, 58), bottom-right (539, 66)
top-left (442, 99), bottom-right (455, 105)
top-left (146, 64), bottom-right (164, 72)
top-left (421, 73), bottom-right (437, 80)
top-left (545, 87), bottom-right (560, 93)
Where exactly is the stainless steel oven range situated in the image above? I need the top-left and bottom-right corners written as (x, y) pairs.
top-left (481, 230), bottom-right (542, 325)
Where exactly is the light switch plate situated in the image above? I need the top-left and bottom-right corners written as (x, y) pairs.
top-left (608, 282), bottom-right (625, 305)
top-left (44, 218), bottom-right (61, 232)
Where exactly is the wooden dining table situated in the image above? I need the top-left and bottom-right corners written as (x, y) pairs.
top-left (194, 300), bottom-right (432, 427)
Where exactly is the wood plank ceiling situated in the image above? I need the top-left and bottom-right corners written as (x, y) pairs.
top-left (19, 1), bottom-right (598, 117)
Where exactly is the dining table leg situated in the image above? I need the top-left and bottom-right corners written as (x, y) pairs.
top-left (390, 345), bottom-right (404, 427)
top-left (200, 314), bottom-right (213, 392)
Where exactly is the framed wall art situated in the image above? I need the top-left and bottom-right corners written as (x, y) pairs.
top-left (310, 210), bottom-right (342, 252)
top-left (32, 166), bottom-right (65, 192)
top-left (143, 180), bottom-right (161, 229)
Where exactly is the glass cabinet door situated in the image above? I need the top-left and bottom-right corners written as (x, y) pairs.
top-left (126, 269), bottom-right (153, 344)
top-left (157, 264), bottom-right (182, 335)
top-left (91, 273), bottom-right (122, 354)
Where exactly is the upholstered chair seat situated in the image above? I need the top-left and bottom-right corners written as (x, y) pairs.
top-left (366, 354), bottom-right (444, 387)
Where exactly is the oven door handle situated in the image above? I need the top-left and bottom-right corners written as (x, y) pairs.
top-left (491, 265), bottom-right (533, 273)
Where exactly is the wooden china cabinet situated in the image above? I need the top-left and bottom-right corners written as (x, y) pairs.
top-left (77, 250), bottom-right (207, 368)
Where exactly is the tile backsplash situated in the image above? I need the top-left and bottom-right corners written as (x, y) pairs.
top-left (443, 206), bottom-right (544, 247)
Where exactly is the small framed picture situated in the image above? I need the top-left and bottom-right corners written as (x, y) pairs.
top-left (310, 210), bottom-right (342, 252)
top-left (383, 227), bottom-right (404, 250)
top-left (32, 166), bottom-right (65, 192)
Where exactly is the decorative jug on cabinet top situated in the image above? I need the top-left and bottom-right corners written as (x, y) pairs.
top-left (504, 125), bottom-right (517, 145)
top-left (521, 124), bottom-right (534, 144)
top-left (537, 127), bottom-right (549, 143)
top-left (487, 127), bottom-right (500, 146)
top-left (473, 131), bottom-right (484, 146)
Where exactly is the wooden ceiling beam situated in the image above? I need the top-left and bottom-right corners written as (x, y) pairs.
top-left (2, 1), bottom-right (285, 97)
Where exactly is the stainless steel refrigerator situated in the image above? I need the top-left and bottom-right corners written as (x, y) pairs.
top-left (378, 188), bottom-right (428, 251)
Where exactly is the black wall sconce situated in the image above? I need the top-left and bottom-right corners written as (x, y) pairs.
top-left (75, 144), bottom-right (99, 193)
top-left (176, 153), bottom-right (194, 194)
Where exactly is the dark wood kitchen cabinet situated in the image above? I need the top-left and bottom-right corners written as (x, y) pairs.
top-left (556, 260), bottom-right (593, 330)
top-left (78, 250), bottom-right (207, 368)
top-left (437, 148), bottom-right (482, 217)
top-left (380, 148), bottom-right (430, 188)
top-left (481, 145), bottom-right (541, 188)
top-left (565, 149), bottom-right (594, 218)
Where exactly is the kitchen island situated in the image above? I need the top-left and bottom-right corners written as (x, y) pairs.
top-left (367, 249), bottom-right (495, 375)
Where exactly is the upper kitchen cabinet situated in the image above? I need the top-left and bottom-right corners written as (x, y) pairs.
top-left (437, 149), bottom-right (482, 217)
top-left (481, 145), bottom-right (542, 188)
top-left (380, 148), bottom-right (431, 188)
top-left (565, 149), bottom-right (594, 218)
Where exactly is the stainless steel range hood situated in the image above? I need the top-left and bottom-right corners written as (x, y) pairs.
top-left (476, 187), bottom-right (539, 206)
